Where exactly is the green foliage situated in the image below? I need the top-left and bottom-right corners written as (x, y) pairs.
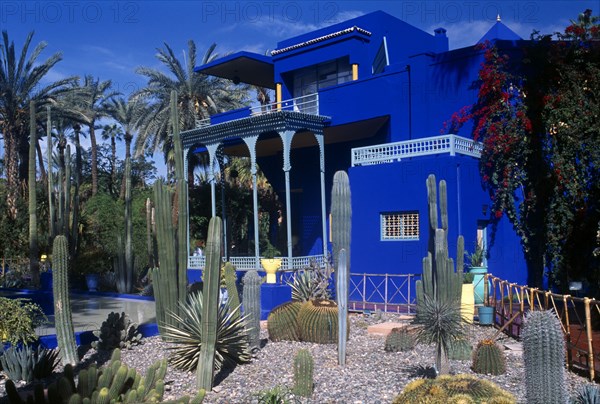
top-left (163, 290), bottom-right (251, 373)
top-left (447, 338), bottom-right (473, 361)
top-left (288, 265), bottom-right (332, 302)
top-left (0, 345), bottom-right (59, 383)
top-left (292, 349), bottom-right (314, 398)
top-left (472, 339), bottom-right (506, 376)
top-left (384, 327), bottom-right (416, 352)
top-left (572, 384), bottom-right (600, 404)
top-left (393, 374), bottom-right (516, 404)
top-left (252, 385), bottom-right (300, 404)
top-left (91, 311), bottom-right (143, 351)
top-left (0, 297), bottom-right (46, 345)
top-left (223, 262), bottom-right (240, 321)
top-left (465, 244), bottom-right (486, 268)
top-left (297, 299), bottom-right (343, 344)
top-left (522, 309), bottom-right (568, 404)
top-left (267, 301), bottom-right (303, 342)
top-left (4, 348), bottom-right (175, 403)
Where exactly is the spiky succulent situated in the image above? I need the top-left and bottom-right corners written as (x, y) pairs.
top-left (0, 345), bottom-right (60, 383)
top-left (289, 265), bottom-right (332, 302)
top-left (163, 291), bottom-right (252, 373)
top-left (572, 384), bottom-right (600, 404)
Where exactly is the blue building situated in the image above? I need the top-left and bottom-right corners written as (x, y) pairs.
top-left (182, 10), bottom-right (528, 292)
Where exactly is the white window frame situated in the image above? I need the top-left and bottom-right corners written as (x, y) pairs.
top-left (380, 211), bottom-right (419, 241)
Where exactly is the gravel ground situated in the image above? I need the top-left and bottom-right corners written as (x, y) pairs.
top-left (1, 312), bottom-right (594, 403)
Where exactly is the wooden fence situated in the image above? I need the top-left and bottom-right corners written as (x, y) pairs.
top-left (485, 273), bottom-right (600, 381)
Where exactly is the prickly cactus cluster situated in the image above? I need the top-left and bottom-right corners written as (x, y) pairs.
top-left (472, 339), bottom-right (506, 376)
top-left (522, 309), bottom-right (568, 404)
top-left (92, 311), bottom-right (143, 351)
top-left (384, 327), bottom-right (416, 353)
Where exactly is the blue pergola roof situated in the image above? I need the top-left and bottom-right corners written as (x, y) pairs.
top-left (194, 51), bottom-right (274, 89)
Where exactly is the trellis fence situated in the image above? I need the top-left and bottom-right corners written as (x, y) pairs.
top-left (485, 273), bottom-right (600, 381)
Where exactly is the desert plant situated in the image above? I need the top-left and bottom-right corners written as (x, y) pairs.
top-left (472, 339), bottom-right (506, 375)
top-left (91, 311), bottom-right (143, 351)
top-left (253, 385), bottom-right (300, 404)
top-left (28, 101), bottom-right (39, 287)
top-left (163, 290), bottom-right (251, 373)
top-left (243, 268), bottom-right (262, 351)
top-left (414, 174), bottom-right (465, 375)
top-left (223, 262), bottom-right (240, 320)
top-left (413, 295), bottom-right (466, 374)
top-left (297, 299), bottom-right (341, 344)
top-left (53, 234), bottom-right (78, 365)
top-left (572, 384), bottom-right (600, 404)
top-left (4, 348), bottom-right (204, 403)
top-left (0, 297), bottom-right (46, 345)
top-left (267, 301), bottom-right (303, 342)
top-left (0, 345), bottom-right (59, 383)
top-left (393, 374), bottom-right (516, 403)
top-left (522, 309), bottom-right (568, 404)
top-left (289, 267), bottom-right (331, 302)
top-left (384, 327), bottom-right (416, 352)
top-left (293, 349), bottom-right (314, 398)
top-left (448, 338), bottom-right (473, 361)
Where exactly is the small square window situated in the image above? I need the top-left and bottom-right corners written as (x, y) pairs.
top-left (381, 212), bottom-right (419, 240)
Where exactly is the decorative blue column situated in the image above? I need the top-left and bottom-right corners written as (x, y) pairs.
top-left (315, 132), bottom-right (327, 255)
top-left (281, 130), bottom-right (296, 267)
top-left (243, 136), bottom-right (261, 269)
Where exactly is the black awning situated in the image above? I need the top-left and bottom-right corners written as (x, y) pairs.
top-left (194, 51), bottom-right (275, 89)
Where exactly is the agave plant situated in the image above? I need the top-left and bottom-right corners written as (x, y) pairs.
top-left (289, 261), bottom-right (332, 302)
top-left (163, 291), bottom-right (252, 372)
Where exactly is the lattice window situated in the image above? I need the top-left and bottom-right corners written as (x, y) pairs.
top-left (381, 212), bottom-right (419, 240)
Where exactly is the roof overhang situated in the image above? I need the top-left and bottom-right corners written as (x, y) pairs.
top-left (194, 51), bottom-right (275, 89)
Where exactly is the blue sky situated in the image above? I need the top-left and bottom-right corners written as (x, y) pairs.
top-left (2, 0), bottom-right (596, 176)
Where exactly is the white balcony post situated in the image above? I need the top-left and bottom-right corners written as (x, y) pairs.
top-left (243, 136), bottom-right (261, 270)
top-left (315, 132), bottom-right (328, 255)
top-left (450, 134), bottom-right (456, 156)
top-left (281, 130), bottom-right (295, 266)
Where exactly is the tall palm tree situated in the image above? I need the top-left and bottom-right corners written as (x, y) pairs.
top-left (77, 75), bottom-right (118, 196)
top-left (133, 41), bottom-right (250, 166)
top-left (108, 96), bottom-right (146, 198)
top-left (0, 30), bottom-right (77, 218)
top-left (101, 123), bottom-right (123, 196)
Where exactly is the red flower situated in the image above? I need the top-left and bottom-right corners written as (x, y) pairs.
top-left (495, 210), bottom-right (503, 219)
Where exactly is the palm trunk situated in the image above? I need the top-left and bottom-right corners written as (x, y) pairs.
top-left (120, 133), bottom-right (132, 200)
top-left (89, 123), bottom-right (98, 195)
top-left (5, 132), bottom-right (19, 220)
top-left (36, 139), bottom-right (47, 184)
top-left (111, 137), bottom-right (117, 196)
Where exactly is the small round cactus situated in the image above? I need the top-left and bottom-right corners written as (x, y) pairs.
top-left (384, 327), bottom-right (416, 352)
top-left (472, 339), bottom-right (506, 375)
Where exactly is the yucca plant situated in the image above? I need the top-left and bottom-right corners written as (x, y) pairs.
top-left (413, 295), bottom-right (466, 374)
top-left (0, 345), bottom-right (60, 383)
top-left (289, 263), bottom-right (332, 302)
top-left (572, 384), bottom-right (600, 404)
top-left (163, 291), bottom-right (252, 373)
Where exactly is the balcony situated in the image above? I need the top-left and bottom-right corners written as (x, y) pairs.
top-left (194, 94), bottom-right (320, 128)
top-left (351, 134), bottom-right (482, 167)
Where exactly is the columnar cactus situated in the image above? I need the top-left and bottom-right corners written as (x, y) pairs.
top-left (293, 349), bottom-right (314, 398)
top-left (196, 216), bottom-right (222, 391)
top-left (151, 92), bottom-right (189, 333)
top-left (522, 309), bottom-right (568, 404)
top-left (52, 235), bottom-right (78, 365)
top-left (472, 339), bottom-right (506, 375)
top-left (331, 170), bottom-right (351, 366)
top-left (243, 269), bottom-right (262, 351)
top-left (223, 262), bottom-right (240, 320)
top-left (29, 101), bottom-right (39, 287)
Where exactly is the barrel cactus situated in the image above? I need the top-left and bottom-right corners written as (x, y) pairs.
top-left (293, 349), bottom-right (314, 398)
top-left (522, 309), bottom-right (568, 404)
top-left (384, 327), bottom-right (416, 352)
top-left (472, 339), bottom-right (506, 375)
top-left (297, 299), bottom-right (342, 344)
top-left (267, 301), bottom-right (302, 342)
top-left (393, 374), bottom-right (516, 404)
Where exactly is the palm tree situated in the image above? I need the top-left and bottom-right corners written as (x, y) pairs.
top-left (0, 30), bottom-right (77, 218)
top-left (133, 41), bottom-right (250, 166)
top-left (100, 123), bottom-right (123, 196)
top-left (108, 96), bottom-right (146, 198)
top-left (76, 75), bottom-right (118, 196)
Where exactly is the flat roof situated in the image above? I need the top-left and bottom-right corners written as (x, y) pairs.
top-left (194, 51), bottom-right (275, 89)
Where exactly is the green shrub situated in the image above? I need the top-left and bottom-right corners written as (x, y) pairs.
top-left (0, 297), bottom-right (46, 345)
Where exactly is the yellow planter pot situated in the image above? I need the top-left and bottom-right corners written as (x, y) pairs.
top-left (461, 283), bottom-right (475, 324)
top-left (261, 258), bottom-right (282, 284)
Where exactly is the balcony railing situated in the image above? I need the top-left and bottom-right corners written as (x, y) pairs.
top-left (249, 93), bottom-right (319, 116)
top-left (351, 134), bottom-right (482, 167)
top-left (188, 254), bottom-right (326, 271)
